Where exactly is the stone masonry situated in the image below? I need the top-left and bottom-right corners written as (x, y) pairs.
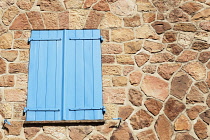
top-left (0, 0), bottom-right (210, 139)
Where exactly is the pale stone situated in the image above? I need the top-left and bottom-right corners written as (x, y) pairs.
top-left (0, 23), bottom-right (8, 36)
top-left (0, 0), bottom-right (15, 10)
top-left (143, 12), bottom-right (155, 23)
top-left (134, 52), bottom-right (150, 67)
top-left (124, 14), bottom-right (141, 27)
top-left (69, 126), bottom-right (93, 140)
top-left (0, 33), bottom-right (13, 49)
top-left (123, 65), bottom-right (134, 76)
top-left (34, 133), bottom-right (56, 140)
top-left (14, 40), bottom-right (29, 49)
top-left (194, 120), bottom-right (208, 139)
top-left (89, 134), bottom-right (107, 140)
top-left (4, 88), bottom-right (26, 102)
top-left (100, 12), bottom-right (122, 28)
top-left (130, 109), bottom-right (154, 130)
top-left (0, 103), bottom-right (12, 118)
top-left (19, 50), bottom-right (29, 61)
top-left (152, 0), bottom-right (181, 12)
top-left (102, 43), bottom-right (123, 54)
top-left (102, 65), bottom-right (122, 75)
top-left (182, 61), bottom-right (206, 81)
top-left (155, 115), bottom-right (173, 140)
top-left (111, 28), bottom-right (134, 42)
top-left (13, 103), bottom-right (25, 119)
top-left (24, 127), bottom-right (41, 140)
top-left (64, 0), bottom-right (83, 9)
top-left (136, 24), bottom-right (160, 40)
top-left (103, 104), bottom-right (117, 119)
top-left (164, 97), bottom-right (185, 121)
top-left (150, 53), bottom-right (175, 63)
top-left (44, 126), bottom-right (67, 140)
top-left (186, 86), bottom-right (204, 104)
top-left (16, 74), bottom-right (28, 88)
top-left (129, 71), bottom-right (142, 86)
top-left (103, 88), bottom-right (125, 104)
top-left (0, 50), bottom-right (18, 62)
top-left (176, 50), bottom-right (198, 62)
top-left (0, 58), bottom-right (6, 74)
top-left (137, 129), bottom-right (158, 140)
top-left (96, 121), bottom-right (117, 134)
top-left (174, 23), bottom-right (197, 32)
top-left (136, 0), bottom-right (156, 12)
top-left (0, 75), bottom-right (14, 87)
top-left (200, 21), bottom-right (210, 31)
top-left (69, 9), bottom-right (89, 29)
top-left (124, 40), bottom-right (142, 54)
top-left (102, 76), bottom-right (112, 87)
top-left (9, 13), bottom-right (32, 30)
top-left (129, 88), bottom-right (143, 106)
top-left (101, 29), bottom-right (109, 41)
top-left (83, 0), bottom-right (97, 8)
top-left (116, 55), bottom-right (134, 65)
top-left (158, 63), bottom-right (181, 80)
top-left (2, 6), bottom-right (20, 26)
top-left (194, 31), bottom-right (208, 41)
top-left (192, 8), bottom-right (210, 21)
top-left (110, 0), bottom-right (136, 16)
top-left (40, 0), bottom-right (65, 11)
top-left (144, 40), bottom-right (165, 53)
top-left (42, 12), bottom-right (59, 29)
top-left (177, 32), bottom-right (194, 48)
top-left (175, 115), bottom-right (191, 130)
top-left (112, 76), bottom-right (127, 86)
top-left (142, 65), bottom-right (156, 74)
top-left (141, 75), bottom-right (169, 101)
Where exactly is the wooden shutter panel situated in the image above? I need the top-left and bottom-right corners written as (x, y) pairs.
top-left (64, 30), bottom-right (103, 120)
top-left (26, 30), bottom-right (63, 121)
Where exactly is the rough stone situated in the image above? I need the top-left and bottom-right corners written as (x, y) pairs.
top-left (10, 13), bottom-right (32, 30)
top-left (103, 88), bottom-right (125, 104)
top-left (155, 115), bottom-right (173, 140)
top-left (136, 24), bottom-right (160, 40)
top-left (27, 11), bottom-right (45, 29)
top-left (2, 6), bottom-right (20, 26)
top-left (168, 8), bottom-right (189, 22)
top-left (200, 21), bottom-right (210, 31)
top-left (0, 50), bottom-right (18, 62)
top-left (180, 2), bottom-right (203, 15)
top-left (157, 13), bottom-right (164, 20)
top-left (143, 12), bottom-right (155, 23)
top-left (69, 126), bottom-right (93, 140)
top-left (176, 50), bottom-right (198, 62)
top-left (0, 58), bottom-right (6, 74)
top-left (101, 29), bottom-right (109, 41)
top-left (100, 13), bottom-right (122, 28)
top-left (111, 28), bottom-right (134, 42)
top-left (175, 132), bottom-right (196, 140)
top-left (178, 32), bottom-right (194, 48)
top-left (93, 0), bottom-right (110, 11)
top-left (102, 55), bottom-right (115, 63)
top-left (0, 23), bottom-right (8, 36)
top-left (110, 0), bottom-right (136, 16)
top-left (0, 33), bottom-right (13, 49)
top-left (34, 133), bottom-right (56, 140)
top-left (130, 109), bottom-right (154, 130)
top-left (167, 44), bottom-right (183, 55)
top-left (24, 127), bottom-right (41, 140)
top-left (198, 51), bottom-right (210, 63)
top-left (96, 121), bottom-right (117, 134)
top-left (58, 11), bottom-right (70, 29)
top-left (85, 11), bottom-right (104, 29)
top-left (174, 23), bottom-right (197, 32)
top-left (116, 55), bottom-right (134, 65)
top-left (102, 76), bottom-right (112, 87)
top-left (0, 0), bottom-right (15, 10)
top-left (13, 103), bottom-right (25, 119)
top-left (0, 103), bottom-right (12, 118)
top-left (102, 65), bottom-right (122, 75)
top-left (4, 88), bottom-right (26, 102)
top-left (164, 97), bottom-right (186, 121)
top-left (110, 123), bottom-right (134, 140)
top-left (150, 53), bottom-right (175, 63)
top-left (158, 63), bottom-right (181, 80)
top-left (152, 0), bottom-right (181, 12)
top-left (4, 121), bottom-right (23, 135)
top-left (83, 0), bottom-right (97, 8)
top-left (103, 104), bottom-right (118, 119)
top-left (16, 0), bottom-right (33, 10)
top-left (0, 75), bottom-right (14, 87)
top-left (0, 132), bottom-right (3, 140)
top-left (136, 0), bottom-right (156, 12)
top-left (192, 8), bottom-right (210, 21)
top-left (123, 66), bottom-right (134, 76)
top-left (118, 105), bottom-right (134, 120)
top-left (195, 81), bottom-right (209, 93)
top-left (40, 0), bottom-right (65, 11)
top-left (69, 9), bottom-right (89, 29)
top-left (144, 40), bottom-right (165, 53)
top-left (134, 52), bottom-right (150, 67)
top-left (142, 65), bottom-right (156, 74)
top-left (112, 76), bottom-right (127, 86)
top-left (42, 12), bottom-right (58, 29)
top-left (194, 31), bottom-right (208, 41)
top-left (9, 63), bottom-right (28, 74)
top-left (124, 14), bottom-right (141, 27)
top-left (162, 31), bottom-right (177, 43)
top-left (151, 21), bottom-right (171, 34)
top-left (171, 71), bottom-right (192, 99)
top-left (129, 71), bottom-right (142, 86)
top-left (207, 94), bottom-right (210, 107)
top-left (19, 50), bottom-right (29, 62)
top-left (144, 98), bottom-right (163, 116)
top-left (64, 0), bottom-right (83, 9)
top-left (102, 43), bottom-right (123, 54)
top-left (174, 115), bottom-right (191, 130)
top-left (137, 129), bottom-right (158, 140)
top-left (207, 72), bottom-right (210, 88)
top-left (200, 110), bottom-right (210, 125)
top-left (141, 75), bottom-right (169, 101)
top-left (44, 126), bottom-right (67, 140)
top-left (14, 40), bottom-right (29, 49)
top-left (182, 61), bottom-right (206, 81)
top-left (124, 40), bottom-right (142, 54)
top-left (207, 61), bottom-right (210, 69)
top-left (194, 120), bottom-right (208, 139)
top-left (129, 88), bottom-right (143, 106)
top-left (89, 134), bottom-right (107, 140)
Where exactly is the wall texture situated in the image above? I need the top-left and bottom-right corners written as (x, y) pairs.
top-left (0, 0), bottom-right (210, 139)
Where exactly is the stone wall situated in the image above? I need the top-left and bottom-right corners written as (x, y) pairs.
top-left (0, 0), bottom-right (210, 139)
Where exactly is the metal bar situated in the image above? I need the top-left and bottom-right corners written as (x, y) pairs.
top-left (29, 38), bottom-right (62, 42)
top-left (69, 107), bottom-right (104, 111)
top-left (69, 37), bottom-right (101, 40)
top-left (24, 108), bottom-right (60, 112)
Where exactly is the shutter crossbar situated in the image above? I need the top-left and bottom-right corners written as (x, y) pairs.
top-left (69, 36), bottom-right (103, 42)
top-left (24, 107), bottom-right (60, 112)
top-left (28, 38), bottom-right (62, 42)
top-left (69, 106), bottom-right (105, 111)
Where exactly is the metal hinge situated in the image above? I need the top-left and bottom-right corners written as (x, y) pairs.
top-left (24, 107), bottom-right (60, 112)
top-left (28, 38), bottom-right (62, 42)
top-left (69, 36), bottom-right (103, 43)
top-left (69, 106), bottom-right (105, 112)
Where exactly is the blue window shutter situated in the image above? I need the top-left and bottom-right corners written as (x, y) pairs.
top-left (26, 30), bottom-right (63, 121)
top-left (64, 30), bottom-right (103, 120)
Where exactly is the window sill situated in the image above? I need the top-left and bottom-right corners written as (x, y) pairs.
top-left (23, 120), bottom-right (105, 126)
